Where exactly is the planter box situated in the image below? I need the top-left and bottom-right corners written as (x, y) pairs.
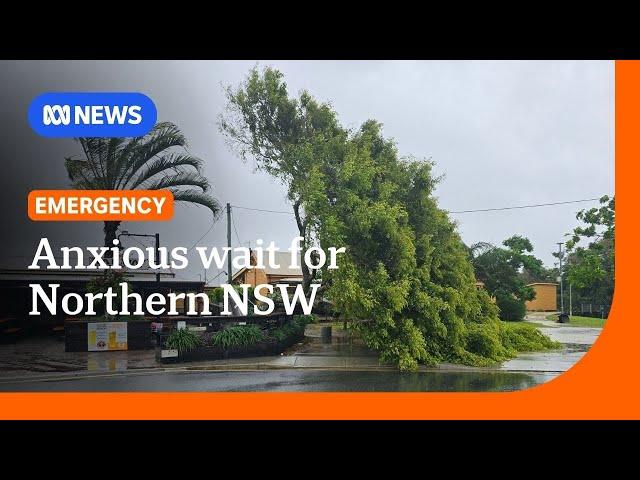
top-left (157, 331), bottom-right (305, 364)
top-left (65, 319), bottom-right (153, 352)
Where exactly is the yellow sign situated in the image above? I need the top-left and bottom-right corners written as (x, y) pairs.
top-left (87, 322), bottom-right (128, 351)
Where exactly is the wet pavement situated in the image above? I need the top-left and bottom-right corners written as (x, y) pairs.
top-left (0, 318), bottom-right (603, 391)
top-left (0, 369), bottom-right (556, 392)
top-left (0, 337), bottom-right (157, 377)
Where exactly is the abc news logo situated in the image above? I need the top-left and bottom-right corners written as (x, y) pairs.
top-left (29, 92), bottom-right (157, 138)
top-left (42, 104), bottom-right (143, 126)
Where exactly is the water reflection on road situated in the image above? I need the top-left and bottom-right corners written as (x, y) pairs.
top-left (0, 369), bottom-right (557, 392)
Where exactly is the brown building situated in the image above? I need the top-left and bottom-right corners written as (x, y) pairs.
top-left (232, 251), bottom-right (303, 290)
top-left (525, 283), bottom-right (558, 312)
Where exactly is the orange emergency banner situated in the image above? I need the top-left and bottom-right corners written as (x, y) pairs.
top-left (27, 190), bottom-right (174, 222)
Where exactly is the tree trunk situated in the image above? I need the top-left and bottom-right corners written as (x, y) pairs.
top-left (103, 221), bottom-right (121, 259)
top-left (293, 200), bottom-right (315, 294)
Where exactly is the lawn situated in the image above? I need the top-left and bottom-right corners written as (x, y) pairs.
top-left (545, 314), bottom-right (606, 328)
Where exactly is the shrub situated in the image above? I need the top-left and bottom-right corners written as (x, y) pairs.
top-left (208, 286), bottom-right (256, 306)
top-left (210, 324), bottom-right (264, 349)
top-left (165, 328), bottom-right (202, 353)
top-left (465, 323), bottom-right (503, 359)
top-left (496, 293), bottom-right (526, 321)
top-left (270, 315), bottom-right (315, 341)
top-left (500, 322), bottom-right (560, 352)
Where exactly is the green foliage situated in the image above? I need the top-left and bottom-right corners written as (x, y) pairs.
top-left (270, 315), bottom-right (315, 341)
top-left (545, 314), bottom-right (606, 328)
top-left (221, 67), bottom-right (558, 371)
top-left (66, 122), bottom-right (220, 246)
top-left (499, 322), bottom-right (560, 353)
top-left (469, 235), bottom-right (544, 321)
top-left (219, 67), bottom-right (347, 293)
top-left (564, 195), bottom-right (614, 308)
top-left (86, 271), bottom-right (128, 317)
top-left (165, 328), bottom-right (202, 353)
top-left (314, 121), bottom-right (549, 370)
top-left (495, 293), bottom-right (527, 321)
top-left (209, 324), bottom-right (264, 349)
top-left (208, 286), bottom-right (256, 305)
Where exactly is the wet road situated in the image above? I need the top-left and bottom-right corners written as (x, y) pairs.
top-left (0, 369), bottom-right (556, 392)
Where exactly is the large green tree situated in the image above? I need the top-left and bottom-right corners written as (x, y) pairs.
top-left (312, 122), bottom-right (555, 369)
top-left (220, 68), bottom-right (556, 370)
top-left (219, 67), bottom-right (346, 293)
top-left (66, 122), bottom-right (221, 247)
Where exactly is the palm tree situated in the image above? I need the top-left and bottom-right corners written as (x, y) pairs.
top-left (65, 121), bottom-right (220, 248)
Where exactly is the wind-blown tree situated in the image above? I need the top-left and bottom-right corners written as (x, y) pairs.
top-left (312, 122), bottom-right (556, 369)
top-left (65, 122), bottom-right (221, 247)
top-left (219, 66), bottom-right (347, 293)
top-left (220, 68), bottom-right (556, 370)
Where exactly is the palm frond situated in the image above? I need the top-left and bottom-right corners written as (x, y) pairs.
top-left (170, 188), bottom-right (221, 216)
top-left (66, 122), bottom-right (221, 217)
top-left (144, 172), bottom-right (210, 191)
top-left (127, 153), bottom-right (204, 190)
top-left (116, 122), bottom-right (188, 189)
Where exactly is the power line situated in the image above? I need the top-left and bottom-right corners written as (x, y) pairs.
top-left (233, 197), bottom-right (605, 216)
top-left (231, 211), bottom-right (242, 246)
top-left (231, 205), bottom-right (294, 215)
top-left (187, 215), bottom-right (221, 250)
top-left (448, 197), bottom-right (603, 214)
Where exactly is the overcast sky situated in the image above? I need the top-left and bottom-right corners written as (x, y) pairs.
top-left (0, 60), bottom-right (613, 281)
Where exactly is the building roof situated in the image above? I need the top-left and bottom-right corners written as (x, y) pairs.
top-left (232, 251), bottom-right (303, 281)
top-left (526, 282), bottom-right (558, 286)
top-left (0, 268), bottom-right (182, 283)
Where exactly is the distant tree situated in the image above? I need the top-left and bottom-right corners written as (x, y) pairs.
top-left (66, 122), bottom-right (220, 249)
top-left (564, 195), bottom-right (614, 308)
top-left (470, 235), bottom-right (544, 321)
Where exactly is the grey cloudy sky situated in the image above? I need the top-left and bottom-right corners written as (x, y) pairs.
top-left (0, 60), bottom-right (613, 281)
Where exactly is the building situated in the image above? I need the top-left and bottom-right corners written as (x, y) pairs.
top-left (0, 268), bottom-right (205, 337)
top-left (232, 251), bottom-right (303, 289)
top-left (525, 283), bottom-right (558, 312)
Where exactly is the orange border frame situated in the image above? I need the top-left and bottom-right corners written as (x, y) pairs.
top-left (0, 60), bottom-right (635, 419)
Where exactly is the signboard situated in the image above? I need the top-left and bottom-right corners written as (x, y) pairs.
top-left (188, 326), bottom-right (206, 332)
top-left (88, 322), bottom-right (128, 351)
top-left (177, 321), bottom-right (186, 330)
top-left (161, 349), bottom-right (179, 358)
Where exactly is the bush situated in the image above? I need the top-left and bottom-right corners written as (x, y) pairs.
top-left (270, 315), bottom-right (315, 341)
top-left (165, 328), bottom-right (202, 353)
top-left (500, 322), bottom-right (560, 352)
top-left (208, 286), bottom-right (256, 306)
top-left (209, 324), bottom-right (264, 349)
top-left (465, 323), bottom-right (503, 359)
top-left (496, 293), bottom-right (526, 321)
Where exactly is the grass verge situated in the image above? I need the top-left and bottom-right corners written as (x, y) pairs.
top-left (545, 314), bottom-right (606, 328)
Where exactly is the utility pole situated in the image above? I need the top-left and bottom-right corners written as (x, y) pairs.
top-left (557, 242), bottom-right (564, 314)
top-left (227, 203), bottom-right (232, 284)
top-left (569, 283), bottom-right (572, 316)
top-left (155, 233), bottom-right (160, 284)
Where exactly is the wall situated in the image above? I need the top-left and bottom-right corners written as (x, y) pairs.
top-left (525, 284), bottom-right (558, 311)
